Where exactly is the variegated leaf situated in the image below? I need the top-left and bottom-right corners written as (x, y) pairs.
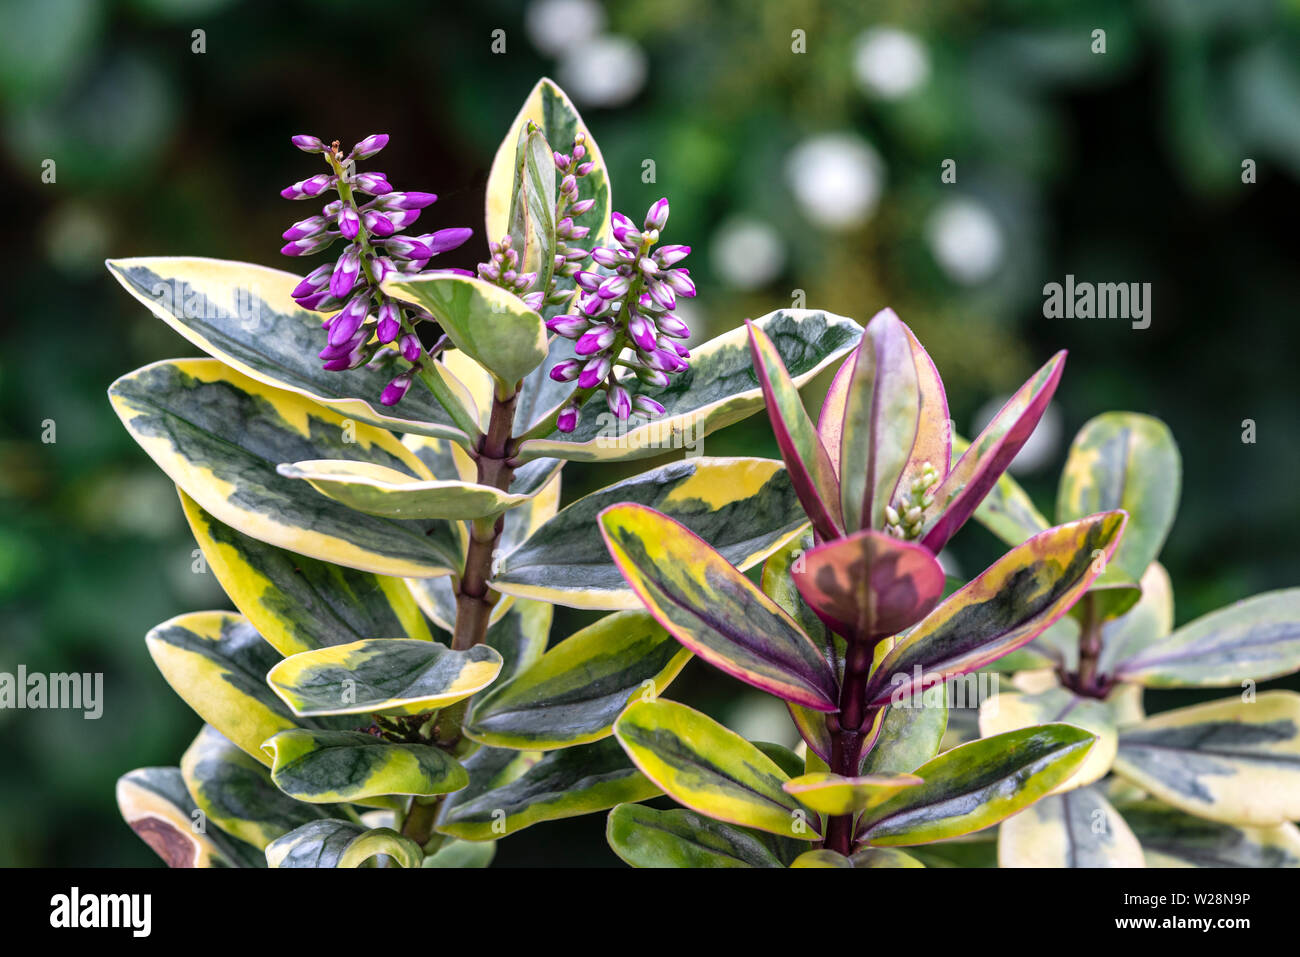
top-left (262, 729), bottom-right (467, 803)
top-left (267, 639), bottom-right (502, 717)
top-left (179, 490), bottom-right (432, 657)
top-left (109, 358), bottom-right (465, 578)
top-left (865, 512), bottom-right (1128, 706)
top-left (105, 257), bottom-right (472, 442)
top-left (117, 766), bottom-right (263, 868)
top-left (1057, 412), bottom-right (1180, 584)
top-left (465, 610), bottom-right (690, 749)
top-left (436, 738), bottom-right (658, 840)
top-left (858, 724), bottom-right (1096, 846)
top-left (181, 724), bottom-right (339, 850)
top-left (600, 504), bottom-right (838, 710)
top-left (956, 433), bottom-right (1051, 547)
top-left (266, 820), bottom-right (422, 868)
top-left (979, 687), bottom-right (1118, 791)
top-left (606, 803), bottom-right (784, 868)
top-left (1111, 691), bottom-right (1300, 825)
top-left (1118, 799), bottom-right (1300, 867)
top-left (998, 786), bottom-right (1144, 867)
top-left (516, 309), bottom-right (862, 462)
top-left (783, 772), bottom-right (922, 816)
top-left (496, 457), bottom-right (807, 610)
top-left (614, 699), bottom-right (817, 840)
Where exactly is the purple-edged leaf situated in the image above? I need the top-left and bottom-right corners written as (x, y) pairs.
top-left (792, 528), bottom-right (946, 643)
top-left (599, 503), bottom-right (839, 711)
top-left (746, 320), bottom-right (843, 541)
top-left (919, 351), bottom-right (1065, 553)
top-left (896, 323), bottom-right (951, 502)
top-left (865, 511), bottom-right (1128, 707)
top-left (839, 309), bottom-right (921, 533)
top-left (817, 350), bottom-right (855, 478)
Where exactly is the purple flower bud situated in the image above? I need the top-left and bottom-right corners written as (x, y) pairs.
top-left (399, 333), bottom-right (422, 362)
top-left (417, 227), bottom-right (473, 255)
top-left (292, 263), bottom-right (334, 298)
top-left (561, 174), bottom-right (577, 195)
top-left (523, 291), bottom-right (546, 310)
top-left (553, 152), bottom-right (572, 170)
top-left (628, 313), bottom-right (658, 351)
top-left (580, 293), bottom-right (609, 318)
top-left (549, 358), bottom-right (582, 382)
top-left (546, 315), bottom-right (589, 338)
top-left (328, 292), bottom-right (371, 345)
top-left (644, 198), bottom-right (670, 232)
top-left (590, 247), bottom-right (622, 268)
top-left (295, 290), bottom-right (338, 311)
top-left (656, 312), bottom-right (690, 338)
top-left (376, 301), bottom-right (401, 343)
top-left (385, 191), bottom-right (437, 210)
top-left (386, 208), bottom-right (422, 229)
top-left (575, 325), bottom-right (616, 356)
top-left (369, 255), bottom-right (396, 283)
top-left (607, 384), bottom-right (632, 419)
top-left (635, 366), bottom-right (670, 388)
top-left (352, 133), bottom-right (389, 159)
top-left (281, 235), bottom-right (334, 256)
top-left (597, 275), bottom-right (631, 299)
top-left (380, 372), bottom-right (413, 406)
top-left (354, 172), bottom-right (392, 195)
top-left (574, 271), bottom-right (603, 291)
top-left (576, 162), bottom-right (594, 176)
top-left (330, 245), bottom-right (363, 298)
top-left (292, 134), bottom-right (325, 153)
top-left (645, 348), bottom-right (685, 373)
top-left (281, 174), bottom-right (334, 199)
top-left (664, 269), bottom-right (696, 297)
top-left (385, 236), bottom-right (432, 260)
top-left (363, 210), bottom-right (396, 237)
top-left (570, 198), bottom-right (597, 216)
top-left (337, 206), bottom-right (361, 240)
top-left (283, 215), bottom-right (328, 241)
top-left (637, 256), bottom-right (659, 276)
top-left (647, 277), bottom-right (676, 311)
top-left (578, 355), bottom-right (611, 388)
top-left (654, 244), bottom-right (690, 267)
top-left (557, 403), bottom-right (580, 434)
top-left (633, 395), bottom-right (666, 417)
top-left (612, 221), bottom-right (642, 248)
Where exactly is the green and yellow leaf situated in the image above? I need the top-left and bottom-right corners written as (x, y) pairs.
top-left (109, 358), bottom-right (465, 578)
top-left (495, 456), bottom-right (807, 610)
top-left (262, 729), bottom-right (468, 803)
top-left (614, 699), bottom-right (818, 840)
top-left (1111, 691), bottom-right (1300, 825)
top-left (465, 610), bottom-right (690, 749)
top-left (783, 772), bottom-right (922, 816)
top-left (267, 639), bottom-right (502, 717)
top-left (117, 766), bottom-right (261, 868)
top-left (998, 786), bottom-right (1144, 868)
top-left (979, 687), bottom-right (1118, 791)
top-left (606, 803), bottom-right (784, 868)
top-left (1118, 799), bottom-right (1300, 867)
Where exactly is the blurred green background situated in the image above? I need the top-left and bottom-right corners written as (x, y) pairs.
top-left (1, 0), bottom-right (1298, 866)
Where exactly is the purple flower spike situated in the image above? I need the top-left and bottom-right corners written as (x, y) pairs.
top-left (575, 325), bottom-right (616, 356)
top-left (549, 358), bottom-right (583, 382)
top-left (352, 134), bottom-right (389, 159)
top-left (557, 403), bottom-right (580, 433)
top-left (380, 372), bottom-right (413, 407)
top-left (292, 134), bottom-right (326, 153)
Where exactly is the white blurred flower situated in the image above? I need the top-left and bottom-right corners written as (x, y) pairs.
top-left (786, 133), bottom-right (884, 231)
top-left (525, 0), bottom-right (606, 56)
top-left (710, 216), bottom-right (786, 289)
top-left (926, 198), bottom-right (1004, 285)
top-left (971, 398), bottom-right (1062, 475)
top-left (853, 27), bottom-right (931, 100)
top-left (557, 34), bottom-right (647, 107)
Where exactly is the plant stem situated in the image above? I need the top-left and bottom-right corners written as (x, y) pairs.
top-left (824, 641), bottom-right (876, 856)
top-left (1073, 592), bottom-right (1106, 697)
top-left (452, 385), bottom-right (518, 652)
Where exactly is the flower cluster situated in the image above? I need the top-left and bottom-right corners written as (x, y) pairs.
top-left (884, 460), bottom-right (941, 539)
top-left (545, 199), bottom-right (695, 432)
top-left (477, 131), bottom-right (598, 311)
top-left (280, 134), bottom-right (472, 405)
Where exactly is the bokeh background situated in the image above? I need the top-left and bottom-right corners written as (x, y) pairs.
top-left (1, 0), bottom-right (1298, 866)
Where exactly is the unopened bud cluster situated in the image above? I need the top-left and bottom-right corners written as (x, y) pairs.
top-left (884, 462), bottom-right (941, 540)
top-left (280, 134), bottom-right (472, 406)
top-left (545, 199), bottom-right (696, 432)
top-left (477, 131), bottom-right (598, 312)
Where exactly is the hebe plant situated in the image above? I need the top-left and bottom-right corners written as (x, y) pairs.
top-left (106, 78), bottom-right (1300, 870)
top-left (107, 79), bottom-right (855, 868)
